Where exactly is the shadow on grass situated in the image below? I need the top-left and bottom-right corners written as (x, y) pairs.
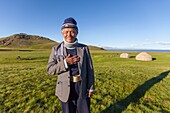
top-left (152, 58), bottom-right (156, 60)
top-left (129, 56), bottom-right (135, 58)
top-left (101, 70), bottom-right (170, 113)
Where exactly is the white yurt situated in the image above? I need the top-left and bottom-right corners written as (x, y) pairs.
top-left (135, 52), bottom-right (152, 61)
top-left (120, 53), bottom-right (130, 58)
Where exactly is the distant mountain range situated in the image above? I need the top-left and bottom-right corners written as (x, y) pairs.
top-left (0, 33), bottom-right (104, 50)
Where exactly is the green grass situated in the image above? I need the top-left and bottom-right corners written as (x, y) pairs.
top-left (0, 50), bottom-right (170, 113)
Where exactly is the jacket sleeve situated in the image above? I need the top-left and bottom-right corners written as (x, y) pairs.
top-left (85, 46), bottom-right (95, 92)
top-left (47, 47), bottom-right (67, 75)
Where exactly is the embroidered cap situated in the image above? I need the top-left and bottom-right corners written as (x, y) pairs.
top-left (61, 17), bottom-right (78, 31)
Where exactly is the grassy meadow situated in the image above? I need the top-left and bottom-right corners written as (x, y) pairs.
top-left (0, 49), bottom-right (170, 113)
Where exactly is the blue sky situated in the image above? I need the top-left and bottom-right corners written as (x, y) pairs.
top-left (0, 0), bottom-right (170, 49)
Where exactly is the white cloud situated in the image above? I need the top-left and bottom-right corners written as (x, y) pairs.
top-left (156, 42), bottom-right (170, 45)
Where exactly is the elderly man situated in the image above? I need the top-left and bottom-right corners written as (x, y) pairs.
top-left (47, 17), bottom-right (94, 113)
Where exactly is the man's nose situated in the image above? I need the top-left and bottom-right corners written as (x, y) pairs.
top-left (67, 31), bottom-right (71, 36)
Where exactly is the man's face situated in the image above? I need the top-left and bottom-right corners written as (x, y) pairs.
top-left (62, 28), bottom-right (78, 43)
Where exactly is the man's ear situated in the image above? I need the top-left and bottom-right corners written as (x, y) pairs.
top-left (61, 30), bottom-right (65, 36)
top-left (75, 30), bottom-right (78, 35)
top-left (75, 32), bottom-right (78, 38)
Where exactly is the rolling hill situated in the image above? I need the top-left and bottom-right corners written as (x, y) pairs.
top-left (0, 33), bottom-right (57, 49)
top-left (0, 33), bottom-right (104, 50)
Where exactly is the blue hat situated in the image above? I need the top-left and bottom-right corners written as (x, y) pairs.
top-left (61, 17), bottom-right (78, 31)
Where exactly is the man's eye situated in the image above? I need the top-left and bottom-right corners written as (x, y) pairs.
top-left (64, 31), bottom-right (68, 34)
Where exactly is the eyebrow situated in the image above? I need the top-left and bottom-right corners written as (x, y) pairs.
top-left (62, 29), bottom-right (77, 33)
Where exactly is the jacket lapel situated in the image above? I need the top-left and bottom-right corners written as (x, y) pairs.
top-left (77, 45), bottom-right (84, 74)
top-left (61, 42), bottom-right (67, 57)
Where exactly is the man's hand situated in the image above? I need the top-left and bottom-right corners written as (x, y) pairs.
top-left (87, 92), bottom-right (93, 98)
top-left (66, 54), bottom-right (80, 65)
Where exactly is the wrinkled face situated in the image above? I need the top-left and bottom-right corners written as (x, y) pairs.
top-left (62, 28), bottom-right (78, 43)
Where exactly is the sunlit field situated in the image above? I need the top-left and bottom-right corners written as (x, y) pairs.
top-left (0, 50), bottom-right (170, 113)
